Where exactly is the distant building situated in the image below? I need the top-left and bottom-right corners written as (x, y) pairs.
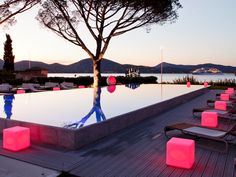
top-left (125, 68), bottom-right (140, 77)
top-left (192, 67), bottom-right (222, 75)
top-left (15, 67), bottom-right (48, 81)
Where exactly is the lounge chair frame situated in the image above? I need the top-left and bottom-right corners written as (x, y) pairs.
top-left (164, 123), bottom-right (236, 153)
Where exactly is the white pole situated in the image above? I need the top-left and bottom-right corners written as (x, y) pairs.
top-left (160, 47), bottom-right (163, 84)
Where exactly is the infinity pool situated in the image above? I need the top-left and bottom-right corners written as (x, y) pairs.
top-left (0, 84), bottom-right (204, 128)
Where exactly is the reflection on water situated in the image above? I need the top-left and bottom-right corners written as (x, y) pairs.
top-left (0, 84), bottom-right (203, 128)
top-left (64, 87), bottom-right (106, 129)
top-left (4, 95), bottom-right (14, 119)
top-left (125, 83), bottom-right (140, 90)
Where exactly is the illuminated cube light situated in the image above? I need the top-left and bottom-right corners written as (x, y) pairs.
top-left (107, 85), bottom-right (116, 93)
top-left (220, 93), bottom-right (230, 101)
top-left (204, 82), bottom-right (208, 87)
top-left (214, 101), bottom-right (227, 111)
top-left (16, 89), bottom-right (25, 94)
top-left (225, 88), bottom-right (235, 95)
top-left (227, 88), bottom-right (235, 94)
top-left (78, 85), bottom-right (85, 88)
top-left (53, 87), bottom-right (60, 91)
top-left (107, 76), bottom-right (116, 85)
top-left (3, 126), bottom-right (30, 151)
top-left (201, 111), bottom-right (218, 128)
top-left (187, 82), bottom-right (191, 88)
top-left (166, 137), bottom-right (195, 169)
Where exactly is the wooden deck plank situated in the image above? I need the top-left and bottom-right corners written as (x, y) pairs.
top-left (212, 151), bottom-right (228, 177)
top-left (223, 147), bottom-right (236, 177)
top-left (75, 131), bottom-right (163, 177)
top-left (201, 151), bottom-right (219, 177)
top-left (69, 126), bottom-right (155, 176)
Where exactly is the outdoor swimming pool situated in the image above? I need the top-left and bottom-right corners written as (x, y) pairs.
top-left (0, 84), bottom-right (204, 128)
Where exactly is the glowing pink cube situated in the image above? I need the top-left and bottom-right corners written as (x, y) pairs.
top-left (17, 89), bottom-right (25, 94)
top-left (53, 87), bottom-right (60, 91)
top-left (187, 82), bottom-right (191, 88)
top-left (166, 137), bottom-right (195, 169)
top-left (107, 76), bottom-right (116, 85)
top-left (226, 88), bottom-right (235, 94)
top-left (204, 82), bottom-right (208, 87)
top-left (3, 126), bottom-right (30, 151)
top-left (107, 85), bottom-right (116, 93)
top-left (220, 93), bottom-right (230, 101)
top-left (214, 101), bottom-right (227, 111)
top-left (201, 111), bottom-right (218, 128)
top-left (78, 85), bottom-right (85, 88)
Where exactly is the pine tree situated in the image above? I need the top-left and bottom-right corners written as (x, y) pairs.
top-left (3, 34), bottom-right (15, 71)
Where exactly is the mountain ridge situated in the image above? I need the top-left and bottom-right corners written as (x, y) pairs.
top-left (0, 59), bottom-right (235, 73)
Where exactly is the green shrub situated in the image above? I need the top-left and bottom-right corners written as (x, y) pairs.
top-left (172, 76), bottom-right (200, 84)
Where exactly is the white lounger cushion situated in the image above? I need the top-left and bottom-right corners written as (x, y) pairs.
top-left (183, 126), bottom-right (226, 137)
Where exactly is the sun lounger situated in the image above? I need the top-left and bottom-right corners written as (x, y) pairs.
top-left (40, 82), bottom-right (60, 90)
top-left (0, 83), bottom-right (14, 93)
top-left (193, 101), bottom-right (236, 119)
top-left (207, 99), bottom-right (236, 107)
top-left (164, 122), bottom-right (236, 152)
top-left (21, 83), bottom-right (43, 92)
top-left (60, 82), bottom-right (75, 89)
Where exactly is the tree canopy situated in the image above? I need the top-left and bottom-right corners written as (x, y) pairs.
top-left (3, 34), bottom-right (15, 71)
top-left (37, 0), bottom-right (182, 86)
top-left (38, 0), bottom-right (181, 60)
top-left (0, 0), bottom-right (39, 26)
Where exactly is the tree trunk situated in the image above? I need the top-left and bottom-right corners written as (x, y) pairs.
top-left (93, 60), bottom-right (102, 87)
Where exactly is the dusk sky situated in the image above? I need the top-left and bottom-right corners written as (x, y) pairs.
top-left (0, 0), bottom-right (235, 66)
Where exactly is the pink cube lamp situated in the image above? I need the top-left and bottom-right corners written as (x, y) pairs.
top-left (220, 93), bottom-right (230, 101)
top-left (214, 101), bottom-right (227, 111)
top-left (187, 82), bottom-right (191, 88)
top-left (166, 137), bottom-right (195, 169)
top-left (201, 111), bottom-right (218, 128)
top-left (16, 89), bottom-right (25, 94)
top-left (204, 82), bottom-right (208, 87)
top-left (227, 88), bottom-right (235, 94)
top-left (3, 126), bottom-right (30, 151)
top-left (225, 88), bottom-right (235, 95)
top-left (107, 85), bottom-right (116, 93)
top-left (78, 85), bottom-right (85, 88)
top-left (107, 75), bottom-right (116, 85)
top-left (53, 87), bottom-right (60, 91)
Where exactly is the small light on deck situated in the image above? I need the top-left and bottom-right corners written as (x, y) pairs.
top-left (53, 87), bottom-right (60, 91)
top-left (78, 85), bottom-right (85, 88)
top-left (166, 137), bottom-right (195, 169)
top-left (201, 111), bottom-right (218, 128)
top-left (107, 85), bottom-right (116, 93)
top-left (214, 101), bottom-right (227, 111)
top-left (16, 89), bottom-right (25, 94)
top-left (220, 93), bottom-right (230, 101)
top-left (107, 76), bottom-right (116, 85)
top-left (187, 82), bottom-right (191, 88)
top-left (3, 126), bottom-right (30, 151)
top-left (226, 88), bottom-right (235, 95)
top-left (204, 82), bottom-right (208, 87)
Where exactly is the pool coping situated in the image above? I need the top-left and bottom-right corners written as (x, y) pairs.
top-left (0, 87), bottom-right (208, 149)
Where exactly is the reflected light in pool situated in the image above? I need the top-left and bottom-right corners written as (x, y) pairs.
top-left (0, 84), bottom-right (203, 128)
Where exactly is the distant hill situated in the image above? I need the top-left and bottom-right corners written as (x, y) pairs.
top-left (0, 59), bottom-right (235, 73)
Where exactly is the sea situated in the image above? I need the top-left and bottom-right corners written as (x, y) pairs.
top-left (48, 73), bottom-right (236, 83)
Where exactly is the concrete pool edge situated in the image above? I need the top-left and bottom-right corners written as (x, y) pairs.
top-left (0, 87), bottom-right (208, 149)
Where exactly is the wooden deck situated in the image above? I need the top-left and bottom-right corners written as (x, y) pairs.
top-left (1, 90), bottom-right (236, 177)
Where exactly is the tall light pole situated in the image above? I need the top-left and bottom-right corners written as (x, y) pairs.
top-left (160, 47), bottom-right (163, 84)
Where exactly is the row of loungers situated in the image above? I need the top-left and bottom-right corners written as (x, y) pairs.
top-left (0, 82), bottom-right (78, 94)
top-left (164, 87), bottom-right (236, 153)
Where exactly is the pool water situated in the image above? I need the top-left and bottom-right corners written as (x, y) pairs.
top-left (0, 84), bottom-right (204, 128)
